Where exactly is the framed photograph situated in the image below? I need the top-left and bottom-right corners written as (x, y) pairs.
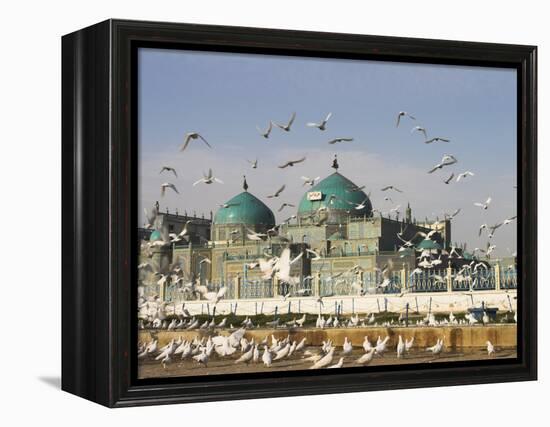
top-left (62, 19), bottom-right (537, 407)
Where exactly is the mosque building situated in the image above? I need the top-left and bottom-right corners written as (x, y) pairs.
top-left (141, 157), bottom-right (492, 301)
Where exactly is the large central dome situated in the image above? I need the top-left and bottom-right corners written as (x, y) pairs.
top-left (297, 172), bottom-right (372, 223)
top-left (214, 191), bottom-right (275, 227)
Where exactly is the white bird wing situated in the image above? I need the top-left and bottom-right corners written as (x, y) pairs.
top-left (216, 287), bottom-right (227, 299)
top-left (180, 133), bottom-right (193, 151)
top-left (277, 249), bottom-right (291, 280)
top-left (287, 112), bottom-right (296, 127)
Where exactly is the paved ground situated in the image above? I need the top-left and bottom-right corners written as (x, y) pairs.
top-left (138, 345), bottom-right (516, 379)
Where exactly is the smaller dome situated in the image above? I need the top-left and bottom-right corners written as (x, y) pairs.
top-left (416, 239), bottom-right (442, 250)
top-left (214, 191), bottom-right (275, 227)
top-left (149, 230), bottom-right (162, 241)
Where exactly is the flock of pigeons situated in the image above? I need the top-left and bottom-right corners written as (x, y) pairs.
top-left (138, 321), bottom-right (499, 371)
top-left (139, 109), bottom-right (517, 321)
top-left (151, 108), bottom-right (516, 256)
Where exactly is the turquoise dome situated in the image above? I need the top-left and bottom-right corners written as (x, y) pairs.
top-left (214, 191), bottom-right (275, 226)
top-left (149, 230), bottom-right (162, 241)
top-left (298, 172), bottom-right (372, 220)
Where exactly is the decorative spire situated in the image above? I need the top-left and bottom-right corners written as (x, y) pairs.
top-left (332, 154), bottom-right (339, 171)
top-left (243, 175), bottom-right (249, 191)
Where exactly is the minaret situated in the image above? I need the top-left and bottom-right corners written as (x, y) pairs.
top-left (332, 154), bottom-right (339, 171)
top-left (406, 202), bottom-right (412, 223)
top-left (243, 175), bottom-right (249, 191)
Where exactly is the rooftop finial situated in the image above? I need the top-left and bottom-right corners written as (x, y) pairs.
top-left (243, 175), bottom-right (249, 191)
top-left (332, 154), bottom-right (339, 171)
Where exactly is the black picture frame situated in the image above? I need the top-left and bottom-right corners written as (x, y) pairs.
top-left (61, 19), bottom-right (537, 407)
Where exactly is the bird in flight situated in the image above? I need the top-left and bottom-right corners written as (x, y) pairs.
top-left (267, 184), bottom-right (286, 198)
top-left (411, 126), bottom-right (428, 139)
top-left (503, 215), bottom-right (517, 225)
top-left (381, 185), bottom-right (403, 193)
top-left (306, 112), bottom-right (332, 131)
top-left (425, 137), bottom-right (450, 144)
top-left (159, 166), bottom-right (177, 177)
top-left (256, 121), bottom-right (273, 139)
top-left (328, 137), bottom-right (354, 145)
top-left (246, 159), bottom-right (258, 169)
top-left (456, 171), bottom-right (475, 182)
top-left (160, 182), bottom-right (179, 196)
top-left (274, 112), bottom-right (296, 132)
top-left (180, 132), bottom-right (211, 151)
top-left (474, 197), bottom-right (492, 210)
top-left (278, 203), bottom-right (295, 212)
top-left (279, 157), bottom-right (306, 168)
top-left (301, 176), bottom-right (320, 187)
top-left (351, 197), bottom-right (370, 210)
top-left (444, 208), bottom-right (461, 220)
top-left (396, 111), bottom-right (416, 127)
top-left (428, 154), bottom-right (457, 173)
top-left (193, 169), bottom-right (224, 186)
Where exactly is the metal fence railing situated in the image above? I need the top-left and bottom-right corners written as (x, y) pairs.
top-left (153, 264), bottom-right (516, 301)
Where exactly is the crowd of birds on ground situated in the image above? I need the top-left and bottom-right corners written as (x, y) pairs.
top-left (138, 312), bottom-right (503, 370)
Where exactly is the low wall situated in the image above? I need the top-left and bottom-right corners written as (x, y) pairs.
top-left (139, 324), bottom-right (516, 349)
top-left (164, 290), bottom-right (517, 317)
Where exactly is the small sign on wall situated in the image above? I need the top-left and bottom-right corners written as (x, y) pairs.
top-left (307, 191), bottom-right (322, 201)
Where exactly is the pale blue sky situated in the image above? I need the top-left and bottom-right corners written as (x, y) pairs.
top-left (138, 47), bottom-right (517, 255)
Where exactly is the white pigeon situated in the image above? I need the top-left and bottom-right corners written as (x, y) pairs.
top-left (426, 338), bottom-right (444, 355)
top-left (341, 337), bottom-right (353, 355)
top-left (362, 336), bottom-right (372, 352)
top-left (306, 112), bottom-right (332, 130)
top-left (356, 348), bottom-right (376, 365)
top-left (273, 343), bottom-right (291, 360)
top-left (274, 112), bottom-right (296, 132)
top-left (474, 197), bottom-right (492, 210)
top-left (235, 345), bottom-right (255, 364)
top-left (193, 168), bottom-right (224, 186)
top-left (295, 337), bottom-right (307, 352)
top-left (396, 111), bottom-right (416, 127)
top-left (262, 347), bottom-right (273, 367)
top-left (375, 336), bottom-right (390, 356)
top-left (257, 121), bottom-right (273, 138)
top-left (192, 348), bottom-right (209, 367)
top-left (411, 125), bottom-right (428, 139)
top-left (396, 335), bottom-right (405, 358)
top-left (456, 171), bottom-right (475, 182)
top-left (310, 348), bottom-right (335, 369)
